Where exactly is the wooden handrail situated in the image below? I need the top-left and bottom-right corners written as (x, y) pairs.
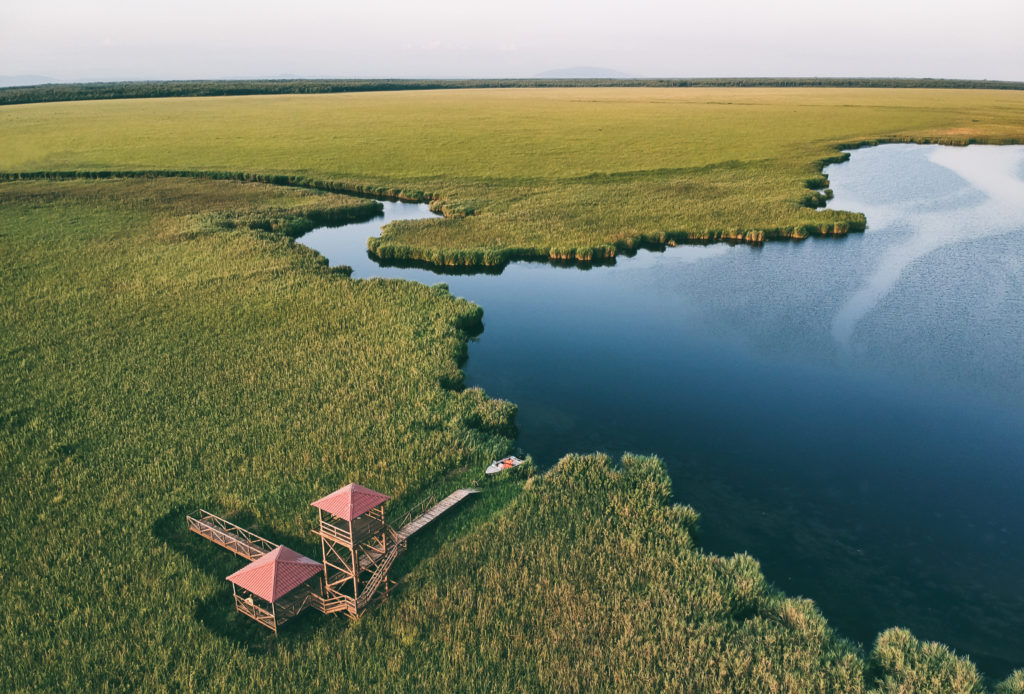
top-left (186, 509), bottom-right (279, 560)
top-left (306, 591), bottom-right (355, 615)
top-left (357, 541), bottom-right (401, 609)
top-left (312, 520), bottom-right (351, 544)
top-left (398, 494), bottom-right (436, 530)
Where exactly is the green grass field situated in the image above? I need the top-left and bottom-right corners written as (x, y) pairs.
top-left (3, 88), bottom-right (1024, 691)
top-left (2, 88), bottom-right (1023, 265)
top-left (0, 177), bottom-right (515, 688)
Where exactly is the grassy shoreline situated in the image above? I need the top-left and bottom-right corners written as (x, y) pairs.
top-left (3, 88), bottom-right (1023, 270)
top-left (6, 124), bottom-right (1024, 272)
top-left (1, 164), bottom-right (866, 267)
top-left (6, 127), bottom-right (1024, 271)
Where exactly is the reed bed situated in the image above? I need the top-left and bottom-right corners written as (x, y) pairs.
top-left (2, 177), bottom-right (1019, 691)
top-left (0, 177), bottom-right (515, 688)
top-left (2, 88), bottom-right (1023, 268)
top-left (4, 87), bottom-right (1024, 690)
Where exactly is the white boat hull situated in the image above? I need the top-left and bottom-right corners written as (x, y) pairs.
top-left (486, 456), bottom-right (525, 475)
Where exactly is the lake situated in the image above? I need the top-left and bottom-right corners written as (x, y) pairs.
top-left (297, 143), bottom-right (1024, 675)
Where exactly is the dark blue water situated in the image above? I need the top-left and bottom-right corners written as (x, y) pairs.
top-left (298, 144), bottom-right (1024, 675)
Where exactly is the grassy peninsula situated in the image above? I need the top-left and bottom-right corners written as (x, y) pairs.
top-left (2, 88), bottom-right (1024, 267)
top-left (3, 88), bottom-right (1024, 691)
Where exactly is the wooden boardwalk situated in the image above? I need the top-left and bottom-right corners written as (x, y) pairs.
top-left (397, 488), bottom-right (478, 541)
top-left (187, 487), bottom-right (479, 626)
top-left (186, 487), bottom-right (478, 563)
top-left (186, 509), bottom-right (278, 561)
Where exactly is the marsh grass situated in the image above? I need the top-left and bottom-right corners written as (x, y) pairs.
top-left (371, 452), bottom-right (1016, 692)
top-left (4, 87), bottom-right (1024, 690)
top-left (3, 77), bottom-right (1024, 107)
top-left (2, 88), bottom-right (1023, 268)
top-left (0, 177), bottom-right (515, 688)
top-left (1, 178), bottom-right (1021, 691)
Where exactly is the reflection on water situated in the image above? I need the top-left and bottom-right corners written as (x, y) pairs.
top-left (832, 145), bottom-right (1024, 348)
top-left (298, 144), bottom-right (1024, 676)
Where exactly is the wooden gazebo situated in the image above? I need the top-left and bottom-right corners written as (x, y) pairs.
top-left (187, 483), bottom-right (479, 631)
top-left (225, 545), bottom-right (322, 633)
top-left (311, 483), bottom-right (404, 618)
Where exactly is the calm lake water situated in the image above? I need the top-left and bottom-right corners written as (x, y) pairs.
top-left (298, 144), bottom-right (1024, 676)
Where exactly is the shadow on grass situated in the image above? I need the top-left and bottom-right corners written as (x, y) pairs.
top-left (151, 504), bottom-right (341, 651)
top-left (374, 254), bottom-right (507, 276)
top-left (389, 476), bottom-right (522, 580)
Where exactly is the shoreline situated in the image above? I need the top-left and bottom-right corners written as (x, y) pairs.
top-left (8, 131), bottom-right (1022, 272)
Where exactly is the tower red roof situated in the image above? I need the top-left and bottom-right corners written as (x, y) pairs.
top-left (311, 483), bottom-right (389, 521)
top-left (225, 546), bottom-right (321, 603)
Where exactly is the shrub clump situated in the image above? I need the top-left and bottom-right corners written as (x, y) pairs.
top-left (868, 628), bottom-right (983, 694)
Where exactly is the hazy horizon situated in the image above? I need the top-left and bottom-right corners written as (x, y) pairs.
top-left (6, 71), bottom-right (1024, 89)
top-left (3, 1), bottom-right (1022, 85)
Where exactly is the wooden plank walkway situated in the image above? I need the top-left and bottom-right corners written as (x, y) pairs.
top-left (186, 510), bottom-right (279, 561)
top-left (397, 488), bottom-right (478, 541)
top-left (187, 487), bottom-right (478, 565)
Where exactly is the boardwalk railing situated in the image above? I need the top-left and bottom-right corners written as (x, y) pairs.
top-left (397, 494), bottom-right (436, 531)
top-left (357, 539), bottom-right (401, 610)
top-left (185, 509), bottom-right (279, 561)
top-left (305, 591), bottom-right (355, 615)
top-left (233, 594), bottom-right (278, 631)
top-left (397, 488), bottom-right (479, 541)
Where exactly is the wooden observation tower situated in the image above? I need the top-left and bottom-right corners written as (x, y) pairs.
top-left (186, 483), bottom-right (478, 631)
top-left (311, 483), bottom-right (404, 618)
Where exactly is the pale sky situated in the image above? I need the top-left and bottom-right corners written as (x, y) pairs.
top-left (2, 0), bottom-right (1022, 84)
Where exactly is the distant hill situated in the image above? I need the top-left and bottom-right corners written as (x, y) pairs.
top-left (534, 66), bottom-right (634, 79)
top-left (0, 75), bottom-right (55, 88)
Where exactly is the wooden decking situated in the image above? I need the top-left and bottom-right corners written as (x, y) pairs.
top-left (305, 591), bottom-right (355, 615)
top-left (397, 488), bottom-right (478, 541)
top-left (186, 509), bottom-right (278, 561)
top-left (187, 487), bottom-right (476, 569)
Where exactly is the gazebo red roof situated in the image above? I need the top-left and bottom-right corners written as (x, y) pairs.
top-left (225, 546), bottom-right (321, 603)
top-left (311, 483), bottom-right (389, 521)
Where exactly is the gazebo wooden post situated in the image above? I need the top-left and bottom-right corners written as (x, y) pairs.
top-left (348, 518), bottom-right (358, 598)
top-left (318, 508), bottom-right (329, 591)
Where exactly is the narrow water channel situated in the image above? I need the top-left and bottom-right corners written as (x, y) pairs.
top-left (297, 144), bottom-right (1024, 676)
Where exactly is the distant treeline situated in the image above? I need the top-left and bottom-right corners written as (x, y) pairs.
top-left (3, 77), bottom-right (1024, 106)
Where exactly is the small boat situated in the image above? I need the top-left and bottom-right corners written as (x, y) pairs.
top-left (486, 456), bottom-right (525, 475)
